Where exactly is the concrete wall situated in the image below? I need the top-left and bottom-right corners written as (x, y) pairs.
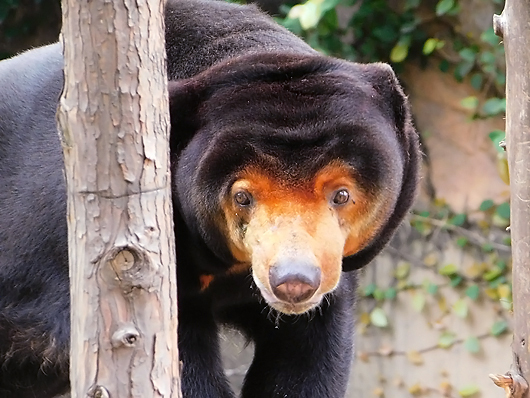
top-left (222, 226), bottom-right (512, 398)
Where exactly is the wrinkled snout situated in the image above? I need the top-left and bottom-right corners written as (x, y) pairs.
top-left (269, 260), bottom-right (321, 304)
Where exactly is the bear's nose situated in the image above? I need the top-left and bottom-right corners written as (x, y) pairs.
top-left (269, 260), bottom-right (321, 304)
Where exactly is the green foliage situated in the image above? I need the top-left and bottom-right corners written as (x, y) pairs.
top-left (465, 284), bottom-right (480, 300)
top-left (464, 336), bottom-right (480, 353)
top-left (358, 199), bottom-right (512, 368)
top-left (278, 0), bottom-right (507, 164)
top-left (426, 282), bottom-right (439, 295)
top-left (370, 307), bottom-right (388, 327)
top-left (0, 0), bottom-right (62, 60)
top-left (479, 199), bottom-right (495, 212)
top-left (0, 0), bottom-right (17, 23)
top-left (439, 263), bottom-right (458, 276)
top-left (458, 384), bottom-right (480, 397)
top-left (490, 320), bottom-right (508, 336)
top-left (438, 331), bottom-right (456, 348)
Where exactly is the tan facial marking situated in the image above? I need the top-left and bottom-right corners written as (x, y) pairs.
top-left (219, 162), bottom-right (390, 313)
top-left (199, 274), bottom-right (215, 291)
top-left (227, 262), bottom-right (251, 275)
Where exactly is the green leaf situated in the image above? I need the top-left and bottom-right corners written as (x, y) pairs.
top-left (483, 267), bottom-right (503, 281)
top-left (288, 1), bottom-right (323, 30)
top-left (363, 283), bottom-right (376, 297)
top-left (489, 275), bottom-right (507, 289)
top-left (412, 291), bottom-right (426, 312)
top-left (412, 220), bottom-right (427, 234)
top-left (459, 48), bottom-right (476, 63)
top-left (496, 72), bottom-right (506, 86)
top-left (481, 28), bottom-right (500, 46)
top-left (456, 237), bottom-right (468, 248)
top-left (450, 274), bottom-right (463, 287)
top-left (490, 320), bottom-right (508, 336)
top-left (452, 298), bottom-right (468, 318)
top-left (390, 37), bottom-right (411, 63)
top-left (460, 96), bottom-right (478, 110)
top-left (449, 213), bottom-right (466, 227)
top-left (370, 307), bottom-right (388, 328)
top-left (423, 38), bottom-right (439, 55)
top-left (479, 199), bottom-right (495, 212)
top-left (385, 287), bottom-right (397, 300)
top-left (395, 262), bottom-right (411, 279)
top-left (501, 298), bottom-right (513, 311)
top-left (439, 263), bottom-right (458, 276)
top-left (488, 130), bottom-right (506, 154)
top-left (482, 97), bottom-right (506, 116)
top-left (373, 288), bottom-right (385, 301)
top-left (321, 0), bottom-right (341, 13)
top-left (439, 59), bottom-right (450, 72)
top-left (372, 26), bottom-right (399, 44)
top-left (465, 284), bottom-right (480, 301)
top-left (496, 202), bottom-right (510, 219)
top-left (470, 73), bottom-right (483, 90)
top-left (438, 331), bottom-right (456, 348)
top-left (464, 336), bottom-right (481, 353)
top-left (426, 283), bottom-right (439, 295)
top-left (454, 61), bottom-right (474, 81)
top-left (458, 384), bottom-right (480, 397)
top-left (436, 0), bottom-right (455, 16)
top-left (482, 243), bottom-right (494, 252)
top-left (480, 51), bottom-right (496, 66)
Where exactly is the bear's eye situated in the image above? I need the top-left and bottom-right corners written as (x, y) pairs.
top-left (234, 190), bottom-right (253, 207)
top-left (332, 189), bottom-right (350, 205)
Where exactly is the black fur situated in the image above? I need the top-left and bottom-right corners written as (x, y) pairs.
top-left (0, 0), bottom-right (420, 397)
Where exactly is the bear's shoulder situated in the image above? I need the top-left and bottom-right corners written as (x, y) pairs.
top-left (163, 0), bottom-right (316, 79)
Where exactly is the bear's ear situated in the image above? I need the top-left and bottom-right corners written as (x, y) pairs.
top-left (167, 79), bottom-right (204, 151)
top-left (360, 62), bottom-right (411, 137)
top-left (342, 63), bottom-right (421, 272)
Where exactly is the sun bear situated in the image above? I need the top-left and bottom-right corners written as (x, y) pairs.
top-left (0, 0), bottom-right (420, 397)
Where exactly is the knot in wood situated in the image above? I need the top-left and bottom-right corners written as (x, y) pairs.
top-left (111, 325), bottom-right (140, 348)
top-left (102, 245), bottom-right (153, 290)
top-left (113, 249), bottom-right (136, 271)
top-left (92, 386), bottom-right (110, 398)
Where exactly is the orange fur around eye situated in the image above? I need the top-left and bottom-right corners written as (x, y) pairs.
top-left (217, 162), bottom-right (391, 313)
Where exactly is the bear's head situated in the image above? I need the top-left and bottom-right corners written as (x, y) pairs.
top-left (168, 53), bottom-right (420, 314)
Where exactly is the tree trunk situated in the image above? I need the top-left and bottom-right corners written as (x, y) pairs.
top-left (57, 0), bottom-right (181, 396)
top-left (492, 1), bottom-right (530, 397)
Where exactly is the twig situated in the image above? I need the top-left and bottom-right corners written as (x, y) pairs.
top-left (411, 214), bottom-right (511, 253)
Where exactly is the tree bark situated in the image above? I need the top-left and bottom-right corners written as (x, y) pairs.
top-left (492, 1), bottom-right (530, 397)
top-left (57, 0), bottom-right (181, 397)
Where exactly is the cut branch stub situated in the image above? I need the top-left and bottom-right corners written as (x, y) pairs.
top-left (111, 324), bottom-right (141, 348)
top-left (493, 13), bottom-right (505, 39)
top-left (490, 372), bottom-right (529, 398)
top-left (90, 385), bottom-right (110, 398)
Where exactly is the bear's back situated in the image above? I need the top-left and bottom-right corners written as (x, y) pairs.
top-left (164, 0), bottom-right (316, 79)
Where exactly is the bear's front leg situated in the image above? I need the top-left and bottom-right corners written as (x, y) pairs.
top-left (178, 299), bottom-right (235, 398)
top-left (240, 273), bottom-right (357, 398)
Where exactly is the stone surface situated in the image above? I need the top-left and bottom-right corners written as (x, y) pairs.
top-left (402, 61), bottom-right (509, 213)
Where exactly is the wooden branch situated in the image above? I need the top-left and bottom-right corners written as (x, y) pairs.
top-left (57, 0), bottom-right (181, 396)
top-left (492, 1), bottom-right (530, 397)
